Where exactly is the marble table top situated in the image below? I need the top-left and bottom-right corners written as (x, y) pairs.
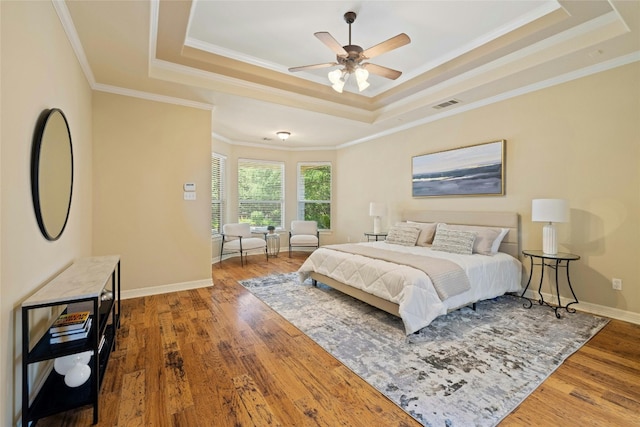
top-left (23, 255), bottom-right (120, 307)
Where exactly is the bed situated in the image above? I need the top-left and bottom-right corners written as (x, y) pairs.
top-left (298, 211), bottom-right (522, 334)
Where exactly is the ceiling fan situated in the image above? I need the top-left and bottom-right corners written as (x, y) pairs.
top-left (288, 11), bottom-right (411, 93)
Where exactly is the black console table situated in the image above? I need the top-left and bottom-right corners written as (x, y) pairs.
top-left (521, 250), bottom-right (580, 318)
top-left (21, 256), bottom-right (121, 425)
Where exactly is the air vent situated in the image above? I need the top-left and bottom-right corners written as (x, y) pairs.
top-left (433, 99), bottom-right (461, 109)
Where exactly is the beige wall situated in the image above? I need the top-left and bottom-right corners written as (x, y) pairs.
top-left (1, 1), bottom-right (93, 424)
top-left (335, 62), bottom-right (640, 318)
top-left (93, 92), bottom-right (212, 293)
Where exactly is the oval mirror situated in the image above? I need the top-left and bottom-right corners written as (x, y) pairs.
top-left (31, 108), bottom-right (74, 241)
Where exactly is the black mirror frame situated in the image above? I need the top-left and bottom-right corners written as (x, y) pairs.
top-left (31, 108), bottom-right (74, 241)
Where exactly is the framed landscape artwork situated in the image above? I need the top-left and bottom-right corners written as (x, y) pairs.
top-left (412, 140), bottom-right (505, 197)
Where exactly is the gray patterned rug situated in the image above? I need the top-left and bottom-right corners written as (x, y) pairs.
top-left (239, 273), bottom-right (609, 427)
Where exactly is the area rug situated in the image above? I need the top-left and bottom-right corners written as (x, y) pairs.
top-left (239, 273), bottom-right (609, 427)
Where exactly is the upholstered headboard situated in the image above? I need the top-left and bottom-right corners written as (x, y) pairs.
top-left (400, 210), bottom-right (520, 258)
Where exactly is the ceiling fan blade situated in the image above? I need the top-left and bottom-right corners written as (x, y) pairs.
top-left (314, 32), bottom-right (348, 56)
top-left (288, 62), bottom-right (338, 73)
top-left (362, 33), bottom-right (410, 59)
top-left (363, 63), bottom-right (403, 80)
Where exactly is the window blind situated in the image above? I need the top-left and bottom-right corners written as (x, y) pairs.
top-left (211, 153), bottom-right (226, 234)
top-left (238, 159), bottom-right (284, 228)
top-left (297, 162), bottom-right (331, 230)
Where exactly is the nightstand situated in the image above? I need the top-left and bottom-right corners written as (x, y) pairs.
top-left (521, 250), bottom-right (580, 318)
top-left (364, 232), bottom-right (387, 242)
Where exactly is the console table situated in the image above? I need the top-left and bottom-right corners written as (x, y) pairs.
top-left (21, 255), bottom-right (121, 425)
top-left (520, 250), bottom-right (580, 318)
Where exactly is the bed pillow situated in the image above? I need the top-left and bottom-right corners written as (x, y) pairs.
top-left (406, 221), bottom-right (437, 246)
top-left (431, 225), bottom-right (476, 255)
top-left (385, 224), bottom-right (421, 246)
top-left (491, 228), bottom-right (510, 253)
top-left (439, 223), bottom-right (502, 255)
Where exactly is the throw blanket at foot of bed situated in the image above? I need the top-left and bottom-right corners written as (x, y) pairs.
top-left (322, 244), bottom-right (471, 300)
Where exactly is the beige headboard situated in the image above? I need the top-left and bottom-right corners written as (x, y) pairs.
top-left (400, 210), bottom-right (520, 258)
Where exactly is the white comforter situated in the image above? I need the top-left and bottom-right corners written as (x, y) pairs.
top-left (298, 241), bottom-right (522, 334)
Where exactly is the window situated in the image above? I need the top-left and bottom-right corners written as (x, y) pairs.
top-left (297, 162), bottom-right (331, 230)
top-left (211, 153), bottom-right (226, 234)
top-left (238, 159), bottom-right (284, 228)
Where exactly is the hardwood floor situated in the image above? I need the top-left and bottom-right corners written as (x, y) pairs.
top-left (37, 253), bottom-right (640, 426)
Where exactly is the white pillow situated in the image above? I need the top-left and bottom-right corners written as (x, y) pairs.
top-left (386, 224), bottom-right (420, 246)
top-left (439, 223), bottom-right (501, 255)
top-left (431, 225), bottom-right (476, 255)
top-left (406, 221), bottom-right (437, 246)
top-left (491, 228), bottom-right (510, 253)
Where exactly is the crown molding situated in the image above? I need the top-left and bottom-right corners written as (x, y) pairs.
top-left (52, 0), bottom-right (95, 87)
top-left (93, 83), bottom-right (214, 110)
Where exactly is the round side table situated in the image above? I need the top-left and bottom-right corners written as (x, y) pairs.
top-left (521, 249), bottom-right (580, 318)
top-left (265, 233), bottom-right (281, 258)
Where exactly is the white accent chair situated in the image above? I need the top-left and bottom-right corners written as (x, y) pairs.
top-left (289, 220), bottom-right (319, 257)
top-left (220, 223), bottom-right (267, 266)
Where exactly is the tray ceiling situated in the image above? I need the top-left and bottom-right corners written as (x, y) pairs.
top-left (62, 0), bottom-right (639, 149)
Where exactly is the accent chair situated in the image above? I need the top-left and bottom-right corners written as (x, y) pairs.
top-left (220, 223), bottom-right (267, 266)
top-left (289, 220), bottom-right (320, 257)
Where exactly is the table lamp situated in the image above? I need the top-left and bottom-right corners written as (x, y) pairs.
top-left (532, 199), bottom-right (569, 255)
top-left (369, 202), bottom-right (387, 234)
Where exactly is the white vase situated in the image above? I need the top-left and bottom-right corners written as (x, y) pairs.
top-left (64, 363), bottom-right (91, 387)
top-left (54, 351), bottom-right (92, 375)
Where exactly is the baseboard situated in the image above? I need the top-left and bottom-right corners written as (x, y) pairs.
top-left (522, 289), bottom-right (640, 325)
top-left (121, 278), bottom-right (213, 300)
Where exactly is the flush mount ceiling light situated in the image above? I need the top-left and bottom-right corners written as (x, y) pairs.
top-left (288, 12), bottom-right (410, 93)
top-left (276, 131), bottom-right (291, 141)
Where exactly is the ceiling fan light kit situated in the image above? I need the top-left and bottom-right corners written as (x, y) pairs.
top-left (355, 68), bottom-right (370, 92)
top-left (288, 11), bottom-right (410, 93)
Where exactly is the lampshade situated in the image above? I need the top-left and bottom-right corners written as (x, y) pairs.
top-left (331, 80), bottom-right (345, 93)
top-left (355, 68), bottom-right (370, 92)
top-left (328, 69), bottom-right (342, 84)
top-left (369, 202), bottom-right (387, 217)
top-left (532, 199), bottom-right (569, 223)
top-left (369, 202), bottom-right (386, 234)
top-left (276, 131), bottom-right (290, 141)
top-left (532, 198), bottom-right (569, 255)
top-left (329, 69), bottom-right (348, 93)
top-left (328, 68), bottom-right (365, 93)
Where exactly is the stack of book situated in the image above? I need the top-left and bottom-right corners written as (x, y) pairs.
top-left (49, 311), bottom-right (92, 344)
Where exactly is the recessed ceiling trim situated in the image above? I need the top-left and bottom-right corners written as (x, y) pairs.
top-left (148, 58), bottom-right (377, 123)
top-left (400, 1), bottom-right (563, 83)
top-left (371, 9), bottom-right (630, 124)
top-left (184, 37), bottom-right (292, 76)
top-left (184, 36), bottom-right (347, 92)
